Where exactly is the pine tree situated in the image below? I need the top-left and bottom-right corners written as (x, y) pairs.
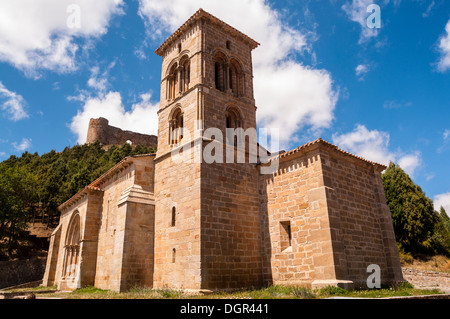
top-left (382, 162), bottom-right (437, 255)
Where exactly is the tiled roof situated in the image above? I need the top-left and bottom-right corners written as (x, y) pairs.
top-left (155, 8), bottom-right (260, 56)
top-left (275, 138), bottom-right (387, 169)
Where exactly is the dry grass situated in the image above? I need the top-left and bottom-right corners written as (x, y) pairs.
top-left (400, 254), bottom-right (450, 273)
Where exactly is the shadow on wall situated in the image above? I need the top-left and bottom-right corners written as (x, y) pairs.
top-left (0, 258), bottom-right (47, 289)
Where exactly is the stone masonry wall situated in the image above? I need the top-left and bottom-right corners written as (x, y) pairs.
top-left (94, 163), bottom-right (142, 292)
top-left (153, 150), bottom-right (202, 290)
top-left (0, 258), bottom-right (47, 289)
top-left (201, 143), bottom-right (263, 289)
top-left (402, 268), bottom-right (450, 293)
top-left (260, 148), bottom-right (331, 287)
top-left (319, 148), bottom-right (403, 287)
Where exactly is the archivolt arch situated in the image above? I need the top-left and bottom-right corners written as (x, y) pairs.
top-left (62, 212), bottom-right (81, 279)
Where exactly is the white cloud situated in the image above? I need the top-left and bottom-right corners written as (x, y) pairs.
top-left (12, 138), bottom-right (32, 152)
top-left (138, 0), bottom-right (338, 149)
top-left (342, 0), bottom-right (380, 43)
top-left (0, 82), bottom-right (29, 121)
top-left (332, 124), bottom-right (422, 176)
top-left (434, 192), bottom-right (450, 213)
top-left (444, 129), bottom-right (450, 141)
top-left (383, 100), bottom-right (412, 109)
top-left (87, 61), bottom-right (116, 93)
top-left (437, 20), bottom-right (450, 72)
top-left (70, 91), bottom-right (159, 144)
top-left (397, 152), bottom-right (422, 177)
top-left (0, 0), bottom-right (124, 76)
top-left (422, 1), bottom-right (435, 18)
top-left (355, 64), bottom-right (370, 79)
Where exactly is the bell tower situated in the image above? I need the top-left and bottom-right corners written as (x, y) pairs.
top-left (153, 9), bottom-right (262, 290)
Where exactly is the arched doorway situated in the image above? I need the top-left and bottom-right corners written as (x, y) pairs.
top-left (62, 213), bottom-right (81, 281)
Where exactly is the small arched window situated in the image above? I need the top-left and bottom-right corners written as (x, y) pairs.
top-left (225, 107), bottom-right (243, 147)
top-left (214, 52), bottom-right (227, 92)
top-left (167, 63), bottom-right (178, 100)
top-left (171, 207), bottom-right (176, 227)
top-left (179, 56), bottom-right (190, 93)
top-left (229, 59), bottom-right (244, 97)
top-left (170, 107), bottom-right (183, 145)
top-left (172, 248), bottom-right (176, 263)
top-left (226, 107), bottom-right (243, 130)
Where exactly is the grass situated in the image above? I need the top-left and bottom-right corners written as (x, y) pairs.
top-left (34, 282), bottom-right (445, 299)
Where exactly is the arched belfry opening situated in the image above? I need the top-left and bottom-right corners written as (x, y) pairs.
top-left (229, 59), bottom-right (244, 97)
top-left (226, 106), bottom-right (244, 147)
top-left (179, 55), bottom-right (191, 94)
top-left (214, 51), bottom-right (228, 92)
top-left (166, 55), bottom-right (190, 101)
top-left (167, 63), bottom-right (178, 100)
top-left (62, 212), bottom-right (81, 280)
top-left (169, 107), bottom-right (184, 145)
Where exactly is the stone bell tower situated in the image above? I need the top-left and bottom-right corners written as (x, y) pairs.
top-left (153, 9), bottom-right (263, 290)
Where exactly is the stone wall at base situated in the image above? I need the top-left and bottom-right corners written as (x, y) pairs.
top-left (0, 258), bottom-right (47, 289)
top-left (402, 268), bottom-right (450, 293)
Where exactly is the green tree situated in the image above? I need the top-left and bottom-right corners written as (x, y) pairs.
top-left (430, 206), bottom-right (450, 256)
top-left (0, 166), bottom-right (37, 256)
top-left (382, 162), bottom-right (437, 255)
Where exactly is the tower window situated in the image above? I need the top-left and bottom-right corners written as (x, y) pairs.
top-left (214, 52), bottom-right (227, 92)
top-left (171, 207), bottom-right (176, 227)
top-left (167, 63), bottom-right (178, 100)
top-left (172, 248), bottom-right (176, 263)
top-left (170, 108), bottom-right (183, 144)
top-left (226, 41), bottom-right (231, 50)
top-left (178, 43), bottom-right (182, 53)
top-left (225, 107), bottom-right (243, 148)
top-left (179, 56), bottom-right (190, 93)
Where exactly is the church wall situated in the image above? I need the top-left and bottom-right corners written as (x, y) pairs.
top-left (94, 165), bottom-right (137, 291)
top-left (319, 150), bottom-right (402, 287)
top-left (153, 151), bottom-right (202, 290)
top-left (200, 144), bottom-right (263, 289)
top-left (119, 157), bottom-right (156, 291)
top-left (120, 202), bottom-right (155, 291)
top-left (259, 148), bottom-right (333, 287)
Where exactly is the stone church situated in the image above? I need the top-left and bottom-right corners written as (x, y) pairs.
top-left (43, 9), bottom-right (403, 292)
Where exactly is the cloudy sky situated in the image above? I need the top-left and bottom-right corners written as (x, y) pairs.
top-left (0, 0), bottom-right (449, 211)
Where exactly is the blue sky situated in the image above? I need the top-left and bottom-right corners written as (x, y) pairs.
top-left (0, 0), bottom-right (449, 210)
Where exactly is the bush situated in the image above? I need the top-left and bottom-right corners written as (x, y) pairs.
top-left (319, 286), bottom-right (349, 296)
top-left (291, 287), bottom-right (316, 299)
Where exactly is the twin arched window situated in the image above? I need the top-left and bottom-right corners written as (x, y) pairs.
top-left (214, 52), bottom-right (244, 97)
top-left (169, 107), bottom-right (183, 145)
top-left (167, 56), bottom-right (190, 101)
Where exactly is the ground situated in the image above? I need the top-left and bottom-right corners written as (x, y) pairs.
top-left (3, 282), bottom-right (445, 299)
